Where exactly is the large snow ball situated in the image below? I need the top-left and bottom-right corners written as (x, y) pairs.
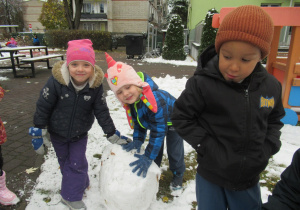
top-left (99, 144), bottom-right (161, 210)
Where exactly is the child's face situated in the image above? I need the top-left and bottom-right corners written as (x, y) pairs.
top-left (68, 61), bottom-right (94, 86)
top-left (116, 84), bottom-right (142, 104)
top-left (219, 41), bottom-right (261, 83)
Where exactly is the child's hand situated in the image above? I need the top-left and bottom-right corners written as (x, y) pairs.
top-left (107, 130), bottom-right (132, 145)
top-left (29, 127), bottom-right (50, 155)
top-left (122, 140), bottom-right (143, 153)
top-left (129, 154), bottom-right (152, 178)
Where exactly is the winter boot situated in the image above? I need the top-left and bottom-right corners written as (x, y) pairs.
top-left (0, 171), bottom-right (20, 205)
top-left (61, 197), bottom-right (87, 210)
top-left (170, 172), bottom-right (183, 193)
top-left (170, 172), bottom-right (183, 189)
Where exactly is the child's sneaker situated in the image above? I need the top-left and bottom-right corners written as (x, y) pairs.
top-left (0, 171), bottom-right (20, 205)
top-left (61, 197), bottom-right (86, 210)
top-left (170, 172), bottom-right (183, 196)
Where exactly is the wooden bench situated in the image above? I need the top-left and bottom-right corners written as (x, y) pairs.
top-left (20, 54), bottom-right (64, 77)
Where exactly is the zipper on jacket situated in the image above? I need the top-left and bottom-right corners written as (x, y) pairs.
top-left (68, 93), bottom-right (79, 138)
top-left (244, 88), bottom-right (251, 144)
top-left (235, 87), bottom-right (251, 186)
top-left (134, 100), bottom-right (146, 129)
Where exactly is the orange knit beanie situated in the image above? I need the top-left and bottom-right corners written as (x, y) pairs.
top-left (215, 5), bottom-right (274, 59)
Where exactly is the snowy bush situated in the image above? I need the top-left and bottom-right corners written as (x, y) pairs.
top-left (162, 14), bottom-right (186, 61)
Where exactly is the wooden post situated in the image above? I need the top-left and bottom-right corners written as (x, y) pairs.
top-left (282, 26), bottom-right (300, 108)
top-left (266, 26), bottom-right (281, 75)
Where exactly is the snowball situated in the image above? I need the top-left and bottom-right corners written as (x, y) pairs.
top-left (99, 144), bottom-right (161, 210)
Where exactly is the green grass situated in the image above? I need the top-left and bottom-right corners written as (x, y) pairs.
top-left (260, 169), bottom-right (280, 192)
top-left (156, 151), bottom-right (198, 205)
top-left (93, 154), bottom-right (102, 159)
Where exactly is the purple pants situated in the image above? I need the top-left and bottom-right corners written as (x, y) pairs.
top-left (51, 134), bottom-right (90, 201)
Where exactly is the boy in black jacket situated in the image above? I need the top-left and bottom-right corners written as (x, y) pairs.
top-left (172, 5), bottom-right (285, 210)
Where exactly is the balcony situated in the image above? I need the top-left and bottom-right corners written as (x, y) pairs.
top-left (81, 13), bottom-right (107, 20)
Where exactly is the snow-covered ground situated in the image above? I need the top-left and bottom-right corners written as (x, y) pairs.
top-left (1, 55), bottom-right (299, 209)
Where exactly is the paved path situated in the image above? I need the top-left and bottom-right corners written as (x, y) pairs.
top-left (0, 48), bottom-right (196, 210)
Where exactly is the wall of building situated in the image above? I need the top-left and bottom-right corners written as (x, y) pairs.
top-left (188, 0), bottom-right (300, 30)
top-left (107, 0), bottom-right (148, 33)
top-left (188, 0), bottom-right (300, 58)
top-left (22, 0), bottom-right (45, 33)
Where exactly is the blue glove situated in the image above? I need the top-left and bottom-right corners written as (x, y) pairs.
top-left (29, 127), bottom-right (50, 155)
top-left (107, 130), bottom-right (132, 145)
top-left (28, 126), bottom-right (44, 136)
top-left (122, 140), bottom-right (143, 153)
top-left (129, 154), bottom-right (152, 178)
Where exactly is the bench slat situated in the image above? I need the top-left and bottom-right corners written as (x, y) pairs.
top-left (0, 54), bottom-right (26, 60)
top-left (21, 54), bottom-right (63, 62)
top-left (19, 54), bottom-right (64, 78)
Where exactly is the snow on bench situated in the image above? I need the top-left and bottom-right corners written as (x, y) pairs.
top-left (0, 54), bottom-right (26, 60)
top-left (20, 54), bottom-right (64, 77)
top-left (21, 54), bottom-right (64, 62)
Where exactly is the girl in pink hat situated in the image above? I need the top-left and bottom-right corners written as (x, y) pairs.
top-left (29, 39), bottom-right (131, 210)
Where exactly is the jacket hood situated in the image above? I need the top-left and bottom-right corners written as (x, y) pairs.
top-left (195, 45), bottom-right (222, 79)
top-left (139, 72), bottom-right (159, 91)
top-left (52, 61), bottom-right (104, 88)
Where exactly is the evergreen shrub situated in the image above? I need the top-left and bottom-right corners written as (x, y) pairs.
top-left (43, 30), bottom-right (112, 50)
top-left (162, 14), bottom-right (186, 61)
top-left (198, 8), bottom-right (219, 56)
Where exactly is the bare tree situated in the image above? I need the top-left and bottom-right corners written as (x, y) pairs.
top-left (0, 0), bottom-right (24, 32)
top-left (63, 0), bottom-right (83, 29)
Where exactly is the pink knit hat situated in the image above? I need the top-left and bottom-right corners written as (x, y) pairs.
top-left (104, 52), bottom-right (143, 94)
top-left (104, 52), bottom-right (157, 129)
top-left (66, 39), bottom-right (95, 66)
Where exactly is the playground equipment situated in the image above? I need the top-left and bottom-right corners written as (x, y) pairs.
top-left (212, 7), bottom-right (300, 125)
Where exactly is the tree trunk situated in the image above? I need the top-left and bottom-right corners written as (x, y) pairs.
top-left (63, 0), bottom-right (83, 30)
top-left (63, 0), bottom-right (74, 29)
top-left (74, 0), bottom-right (83, 29)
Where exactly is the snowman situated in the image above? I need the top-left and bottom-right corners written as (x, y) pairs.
top-left (99, 144), bottom-right (161, 210)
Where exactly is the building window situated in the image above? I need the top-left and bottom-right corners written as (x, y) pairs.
top-left (100, 3), bottom-right (104, 13)
top-left (261, 3), bottom-right (281, 7)
top-left (83, 23), bottom-right (88, 30)
top-left (91, 4), bottom-right (94, 14)
top-left (83, 3), bottom-right (91, 13)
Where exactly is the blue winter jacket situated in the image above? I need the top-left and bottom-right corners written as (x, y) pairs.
top-left (130, 72), bottom-right (175, 160)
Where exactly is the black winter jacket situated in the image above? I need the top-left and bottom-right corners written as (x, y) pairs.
top-left (172, 45), bottom-right (285, 191)
top-left (34, 61), bottom-right (116, 141)
top-left (262, 148), bottom-right (300, 210)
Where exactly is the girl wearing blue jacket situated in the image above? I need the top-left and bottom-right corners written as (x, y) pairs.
top-left (104, 53), bottom-right (185, 191)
